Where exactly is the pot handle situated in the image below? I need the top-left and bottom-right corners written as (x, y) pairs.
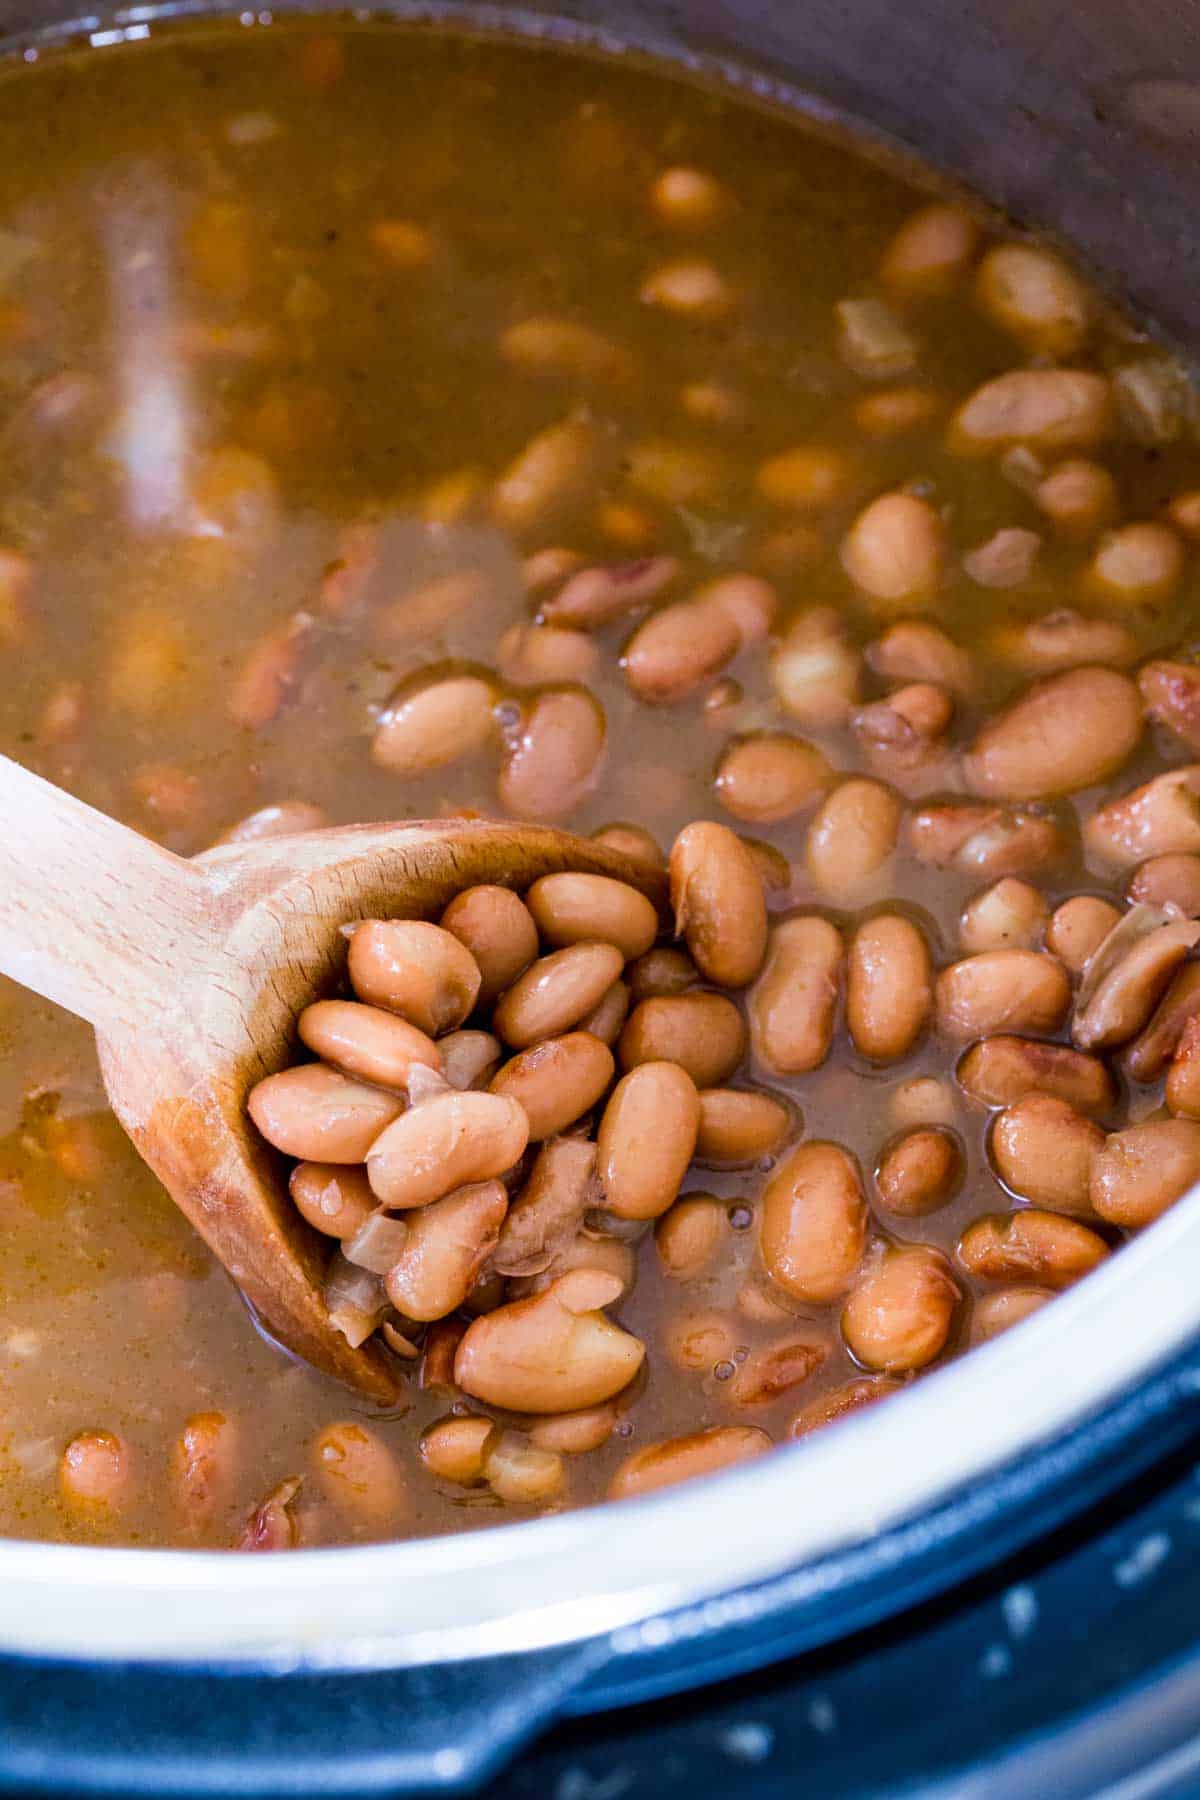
top-left (0, 1639), bottom-right (611, 1796)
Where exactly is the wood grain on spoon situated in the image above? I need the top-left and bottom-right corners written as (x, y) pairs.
top-left (0, 755), bottom-right (667, 1399)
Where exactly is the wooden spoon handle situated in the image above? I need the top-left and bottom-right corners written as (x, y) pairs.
top-left (0, 755), bottom-right (211, 1033)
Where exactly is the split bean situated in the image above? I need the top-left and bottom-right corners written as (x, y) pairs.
top-left (1085, 767), bottom-right (1200, 869)
top-left (957, 1036), bottom-right (1115, 1115)
top-left (958, 1210), bottom-right (1109, 1288)
top-left (312, 1421), bottom-right (406, 1531)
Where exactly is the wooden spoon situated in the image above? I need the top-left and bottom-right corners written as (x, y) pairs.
top-left (0, 756), bottom-right (667, 1401)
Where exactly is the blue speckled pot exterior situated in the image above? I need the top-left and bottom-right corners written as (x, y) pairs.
top-left (2, 0), bottom-right (1200, 1790)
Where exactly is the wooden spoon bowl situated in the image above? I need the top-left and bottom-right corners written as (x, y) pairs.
top-left (0, 757), bottom-right (667, 1399)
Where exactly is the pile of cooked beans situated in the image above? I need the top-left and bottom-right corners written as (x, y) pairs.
top-left (8, 23), bottom-right (1200, 1547)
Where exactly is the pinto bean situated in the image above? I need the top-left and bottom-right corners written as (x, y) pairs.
top-left (852, 682), bottom-right (952, 778)
top-left (936, 950), bottom-right (1070, 1042)
top-left (756, 445), bottom-right (853, 511)
top-left (973, 243), bottom-right (1091, 355)
top-left (347, 920), bottom-right (481, 1036)
top-left (964, 667), bottom-right (1142, 801)
top-left (235, 1477), bottom-right (301, 1553)
top-left (591, 822), bottom-right (665, 868)
top-left (248, 1064), bottom-right (403, 1162)
top-left (436, 1030), bottom-right (503, 1091)
top-left (1073, 918), bottom-right (1200, 1051)
top-left (888, 1076), bottom-right (958, 1131)
top-left (499, 315), bottom-right (634, 386)
top-left (664, 1308), bottom-right (738, 1372)
top-left (990, 1094), bottom-right (1104, 1216)
top-left (866, 619), bottom-right (975, 697)
top-left (962, 527), bottom-right (1041, 590)
top-left (842, 1246), bottom-right (960, 1373)
top-left (620, 992), bottom-right (746, 1087)
top-left (846, 913), bottom-right (932, 1062)
top-left (493, 942), bottom-right (624, 1048)
top-left (853, 385), bottom-right (943, 437)
top-left (597, 1061), bottom-right (700, 1220)
top-left (1033, 458), bottom-right (1117, 537)
top-left (1138, 660), bottom-right (1200, 753)
top-left (1125, 964), bottom-right (1200, 1083)
top-left (654, 1195), bottom-right (729, 1279)
top-left (714, 732), bottom-right (833, 823)
top-left (750, 916), bottom-right (842, 1075)
top-left (1090, 1118), bottom-right (1200, 1226)
top-left (957, 1036), bottom-right (1115, 1115)
top-left (527, 873), bottom-right (658, 961)
top-left (528, 1403), bottom-right (616, 1455)
top-left (579, 980), bottom-right (631, 1047)
top-left (60, 1430), bottom-right (130, 1509)
top-left (312, 1421), bottom-right (406, 1531)
top-left (171, 1412), bottom-right (237, 1534)
top-left (366, 1090), bottom-right (528, 1209)
top-left (492, 415), bottom-right (603, 536)
top-left (1168, 1013), bottom-right (1200, 1117)
top-left (609, 1425), bottom-right (771, 1499)
top-left (627, 946), bottom-right (698, 1000)
top-left (371, 672), bottom-right (497, 776)
top-left (958, 1210), bottom-right (1108, 1288)
top-left (1084, 523), bottom-right (1184, 606)
top-left (439, 886), bottom-right (538, 1007)
top-left (419, 1318), bottom-right (467, 1392)
top-left (788, 1377), bottom-right (901, 1436)
top-left (806, 779), bottom-right (901, 901)
top-left (695, 1088), bottom-right (791, 1166)
top-left (214, 800), bottom-right (330, 846)
top-left (296, 1001), bottom-right (440, 1092)
top-left (490, 1032), bottom-right (614, 1140)
top-left (840, 493), bottom-right (943, 606)
top-left (959, 878), bottom-right (1048, 954)
top-left (879, 202), bottom-right (979, 295)
top-left (990, 609), bottom-right (1137, 674)
top-left (480, 1433), bottom-right (566, 1503)
top-left (906, 802), bottom-right (1066, 879)
top-left (289, 1162), bottom-right (377, 1238)
top-left (948, 370), bottom-right (1113, 456)
top-left (625, 437), bottom-right (729, 507)
top-left (670, 821), bottom-right (768, 988)
top-left (1129, 854), bottom-right (1200, 916)
top-left (729, 1335), bottom-right (829, 1407)
top-left (623, 575), bottom-right (775, 704)
top-left (771, 605), bottom-right (862, 726)
top-left (456, 1267), bottom-right (644, 1413)
top-left (420, 1414), bottom-right (497, 1486)
top-left (1045, 896), bottom-right (1122, 976)
top-left (972, 1287), bottom-right (1055, 1342)
top-left (383, 1180), bottom-right (507, 1322)
top-left (640, 255), bottom-right (738, 323)
top-left (875, 1127), bottom-right (962, 1216)
top-left (1085, 767), bottom-right (1200, 870)
top-left (495, 621), bottom-right (597, 686)
top-left (498, 686), bottom-right (606, 821)
top-left (648, 164), bottom-right (730, 231)
top-left (542, 555), bottom-right (680, 628)
top-left (511, 1228), bottom-right (637, 1303)
top-left (760, 1141), bottom-right (867, 1303)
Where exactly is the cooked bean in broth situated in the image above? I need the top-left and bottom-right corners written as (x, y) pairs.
top-left (0, 21), bottom-right (1198, 1545)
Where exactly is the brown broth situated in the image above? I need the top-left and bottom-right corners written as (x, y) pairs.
top-left (0, 20), bottom-right (1196, 1546)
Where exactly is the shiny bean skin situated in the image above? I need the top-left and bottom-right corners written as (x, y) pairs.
top-left (971, 1287), bottom-right (1055, 1342)
top-left (490, 1032), bottom-right (615, 1140)
top-left (1168, 1013), bottom-right (1200, 1118)
top-left (541, 556), bottom-right (681, 628)
top-left (455, 1268), bottom-right (645, 1413)
top-left (171, 1412), bottom-right (237, 1534)
top-left (935, 950), bottom-right (1070, 1041)
top-left (297, 1001), bottom-right (441, 1091)
top-left (958, 1210), bottom-right (1109, 1289)
top-left (526, 873), bottom-right (658, 961)
top-left (788, 1378), bottom-right (900, 1437)
top-left (1126, 964), bottom-right (1200, 1082)
top-left (1128, 854), bottom-right (1200, 916)
top-left (990, 1094), bottom-right (1104, 1216)
top-left (906, 802), bottom-right (1067, 880)
top-left (947, 369), bottom-right (1113, 455)
top-left (347, 920), bottom-right (482, 1036)
top-left (760, 1141), bottom-right (868, 1303)
top-left (495, 621), bottom-right (597, 686)
top-left (622, 592), bottom-right (739, 703)
top-left (805, 779), bottom-right (901, 901)
top-left (842, 1246), bottom-right (960, 1373)
top-left (1072, 918), bottom-right (1200, 1053)
top-left (1090, 1119), bottom-right (1200, 1227)
top-left (846, 913), bottom-right (932, 1062)
top-left (1083, 767), bottom-right (1200, 870)
top-left (440, 886), bottom-right (540, 1005)
top-left (956, 1036), bottom-right (1116, 1116)
top-left (669, 820), bottom-right (768, 988)
top-left (1139, 660), bottom-right (1200, 754)
top-left (438, 1029), bottom-right (503, 1091)
top-left (528, 1403), bottom-right (617, 1455)
top-left (728, 1334), bottom-right (829, 1406)
top-left (695, 1088), bottom-right (792, 1166)
top-left (384, 1180), bottom-right (508, 1321)
top-left (597, 1062), bottom-right (700, 1220)
top-left (654, 1195), bottom-right (729, 1279)
top-left (60, 1430), bottom-right (131, 1510)
top-left (419, 1415), bottom-right (497, 1486)
top-left (493, 942), bottom-right (624, 1048)
top-left (714, 732), bottom-right (833, 824)
top-left (497, 687), bottom-right (607, 821)
top-left (248, 1064), bottom-right (403, 1162)
top-left (749, 916), bottom-right (842, 1075)
top-left (1045, 895), bottom-right (1122, 975)
top-left (620, 992), bottom-right (747, 1087)
top-left (289, 1161), bottom-right (377, 1238)
top-left (963, 667), bottom-right (1143, 800)
top-left (371, 672), bottom-right (496, 776)
top-left (312, 1421), bottom-right (406, 1531)
top-left (608, 1425), bottom-right (771, 1499)
top-left (627, 947), bottom-right (698, 1001)
top-left (875, 1127), bottom-right (962, 1216)
top-left (366, 1090), bottom-right (529, 1209)
top-left (959, 879), bottom-right (1049, 954)
top-left (840, 492), bottom-right (943, 605)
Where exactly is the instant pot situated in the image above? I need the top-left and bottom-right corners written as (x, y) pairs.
top-left (2, 1), bottom-right (1200, 1793)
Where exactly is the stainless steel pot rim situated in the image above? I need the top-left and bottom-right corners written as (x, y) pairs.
top-left (0, 1183), bottom-right (1195, 1668)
